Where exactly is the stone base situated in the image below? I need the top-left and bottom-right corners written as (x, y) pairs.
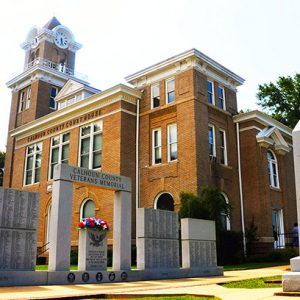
top-left (283, 272), bottom-right (300, 292)
top-left (0, 267), bottom-right (223, 286)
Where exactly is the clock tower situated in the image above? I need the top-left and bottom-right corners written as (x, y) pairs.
top-left (4, 17), bottom-right (85, 187)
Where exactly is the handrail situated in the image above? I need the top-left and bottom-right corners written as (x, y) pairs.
top-left (37, 241), bottom-right (50, 257)
top-left (24, 57), bottom-right (87, 81)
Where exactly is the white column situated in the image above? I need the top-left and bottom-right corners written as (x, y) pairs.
top-left (293, 122), bottom-right (300, 254)
top-left (113, 191), bottom-right (132, 270)
top-left (48, 179), bottom-right (73, 271)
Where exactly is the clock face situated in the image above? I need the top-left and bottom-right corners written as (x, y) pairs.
top-left (54, 30), bottom-right (69, 49)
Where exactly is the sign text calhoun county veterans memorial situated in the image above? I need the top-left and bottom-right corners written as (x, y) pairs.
top-left (53, 164), bottom-right (132, 192)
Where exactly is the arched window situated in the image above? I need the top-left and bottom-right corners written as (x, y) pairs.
top-left (154, 193), bottom-right (174, 211)
top-left (267, 150), bottom-right (279, 188)
top-left (220, 193), bottom-right (230, 231)
top-left (80, 199), bottom-right (95, 220)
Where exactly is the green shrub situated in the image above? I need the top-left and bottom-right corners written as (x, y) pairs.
top-left (70, 249), bottom-right (78, 265)
top-left (217, 230), bottom-right (244, 265)
top-left (266, 247), bottom-right (298, 262)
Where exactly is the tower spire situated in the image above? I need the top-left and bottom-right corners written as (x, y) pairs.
top-left (43, 16), bottom-right (61, 30)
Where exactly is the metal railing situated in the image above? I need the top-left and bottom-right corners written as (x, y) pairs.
top-left (274, 232), bottom-right (298, 249)
top-left (24, 57), bottom-right (87, 81)
top-left (37, 242), bottom-right (50, 257)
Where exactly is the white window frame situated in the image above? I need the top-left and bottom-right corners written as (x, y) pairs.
top-left (267, 150), bottom-right (280, 188)
top-left (165, 78), bottom-right (175, 104)
top-left (48, 132), bottom-right (70, 179)
top-left (18, 90), bottom-right (25, 113)
top-left (151, 83), bottom-right (160, 109)
top-left (152, 128), bottom-right (162, 165)
top-left (220, 192), bottom-right (231, 231)
top-left (167, 123), bottom-right (178, 162)
top-left (207, 79), bottom-right (215, 105)
top-left (49, 86), bottom-right (58, 110)
top-left (79, 121), bottom-right (103, 169)
top-left (80, 198), bottom-right (95, 220)
top-left (208, 124), bottom-right (216, 158)
top-left (218, 86), bottom-right (226, 110)
top-left (25, 86), bottom-right (31, 110)
top-left (219, 129), bottom-right (228, 165)
top-left (24, 142), bottom-right (42, 186)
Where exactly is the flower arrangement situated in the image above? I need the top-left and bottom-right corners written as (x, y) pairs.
top-left (78, 217), bottom-right (110, 232)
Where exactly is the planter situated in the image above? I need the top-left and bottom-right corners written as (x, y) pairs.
top-left (78, 229), bottom-right (107, 271)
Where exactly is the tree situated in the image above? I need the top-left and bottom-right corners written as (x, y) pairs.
top-left (178, 187), bottom-right (231, 232)
top-left (257, 74), bottom-right (300, 129)
top-left (0, 151), bottom-right (5, 169)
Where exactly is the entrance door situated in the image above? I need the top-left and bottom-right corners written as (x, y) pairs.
top-left (272, 209), bottom-right (285, 248)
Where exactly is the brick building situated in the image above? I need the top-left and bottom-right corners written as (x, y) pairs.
top-left (3, 18), bottom-right (297, 254)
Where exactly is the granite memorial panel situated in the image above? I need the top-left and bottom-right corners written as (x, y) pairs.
top-left (0, 188), bottom-right (39, 271)
top-left (137, 208), bottom-right (180, 270)
top-left (181, 218), bottom-right (217, 269)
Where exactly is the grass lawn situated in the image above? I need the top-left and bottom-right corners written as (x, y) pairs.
top-left (221, 276), bottom-right (282, 289)
top-left (223, 261), bottom-right (289, 271)
top-left (36, 265), bottom-right (78, 271)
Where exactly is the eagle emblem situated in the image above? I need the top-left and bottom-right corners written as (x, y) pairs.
top-left (88, 231), bottom-right (106, 247)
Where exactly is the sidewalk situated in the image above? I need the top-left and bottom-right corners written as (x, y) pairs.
top-left (0, 265), bottom-right (296, 300)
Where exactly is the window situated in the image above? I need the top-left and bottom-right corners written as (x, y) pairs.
top-left (25, 87), bottom-right (31, 110)
top-left (207, 80), bottom-right (214, 104)
top-left (24, 143), bottom-right (42, 185)
top-left (166, 78), bottom-right (175, 104)
top-left (267, 150), bottom-right (279, 188)
top-left (49, 132), bottom-right (70, 179)
top-left (152, 128), bottom-right (162, 165)
top-left (220, 193), bottom-right (230, 231)
top-left (208, 125), bottom-right (216, 158)
top-left (168, 124), bottom-right (178, 161)
top-left (154, 193), bottom-right (174, 211)
top-left (79, 121), bottom-right (102, 169)
top-left (80, 199), bottom-right (95, 220)
top-left (218, 86), bottom-right (225, 109)
top-left (219, 129), bottom-right (227, 165)
top-left (18, 90), bottom-right (25, 113)
top-left (49, 87), bottom-right (58, 109)
top-left (151, 84), bottom-right (160, 108)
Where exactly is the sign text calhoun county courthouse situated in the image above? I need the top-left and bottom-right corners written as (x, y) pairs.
top-left (53, 164), bottom-right (132, 192)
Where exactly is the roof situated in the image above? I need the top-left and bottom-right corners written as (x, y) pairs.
top-left (125, 48), bottom-right (245, 86)
top-left (43, 16), bottom-right (61, 30)
top-left (233, 110), bottom-right (292, 137)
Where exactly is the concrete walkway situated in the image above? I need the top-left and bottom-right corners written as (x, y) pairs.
top-left (0, 265), bottom-right (297, 300)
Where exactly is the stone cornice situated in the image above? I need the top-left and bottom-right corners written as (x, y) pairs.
top-left (10, 84), bottom-right (141, 139)
top-left (125, 48), bottom-right (245, 88)
top-left (233, 110), bottom-right (292, 137)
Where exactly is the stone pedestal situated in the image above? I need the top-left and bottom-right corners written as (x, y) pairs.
top-left (181, 218), bottom-right (217, 268)
top-left (78, 229), bottom-right (107, 271)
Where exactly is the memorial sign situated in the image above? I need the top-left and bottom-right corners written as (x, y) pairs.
top-left (53, 164), bottom-right (131, 192)
top-left (0, 188), bottom-right (39, 271)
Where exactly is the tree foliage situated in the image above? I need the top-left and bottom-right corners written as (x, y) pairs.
top-left (0, 151), bottom-right (5, 169)
top-left (178, 187), bottom-right (231, 232)
top-left (257, 74), bottom-right (300, 128)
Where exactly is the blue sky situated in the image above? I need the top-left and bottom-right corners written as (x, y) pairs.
top-left (1, 0), bottom-right (300, 151)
